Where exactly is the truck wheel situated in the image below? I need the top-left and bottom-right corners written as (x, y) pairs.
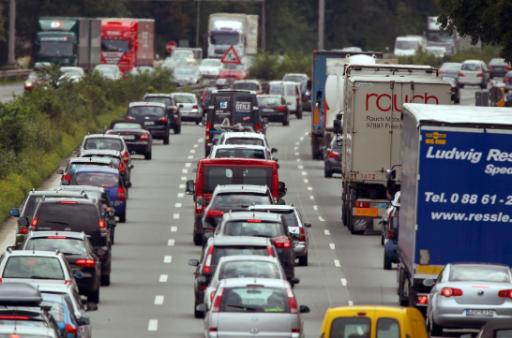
top-left (101, 274), bottom-right (111, 286)
top-left (193, 231), bottom-right (203, 246)
top-left (429, 319), bottom-right (444, 337)
top-left (163, 135), bottom-right (170, 145)
top-left (398, 272), bottom-right (410, 306)
top-left (298, 255), bottom-right (308, 266)
top-left (384, 253), bottom-right (392, 270)
top-left (144, 151), bottom-right (152, 160)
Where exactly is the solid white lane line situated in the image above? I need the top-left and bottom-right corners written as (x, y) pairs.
top-left (180, 176), bottom-right (187, 181)
top-left (313, 205), bottom-right (318, 211)
top-left (147, 319), bottom-right (158, 331)
top-left (304, 178), bottom-right (309, 184)
top-left (348, 300), bottom-right (354, 306)
top-left (185, 162), bottom-right (192, 168)
top-left (179, 184), bottom-right (185, 189)
top-left (309, 195), bottom-right (314, 200)
top-left (341, 278), bottom-right (348, 287)
top-left (301, 171), bottom-right (307, 176)
top-left (170, 226), bottom-right (178, 232)
top-left (188, 155), bottom-right (194, 160)
top-left (318, 216), bottom-right (325, 222)
top-left (173, 213), bottom-right (180, 220)
top-left (177, 193), bottom-right (184, 198)
top-left (159, 274), bottom-right (168, 283)
top-left (154, 296), bottom-right (164, 305)
top-left (307, 186), bottom-right (313, 191)
top-left (164, 255), bottom-right (172, 264)
top-left (298, 165), bottom-right (304, 170)
top-left (334, 259), bottom-right (341, 268)
top-left (324, 229), bottom-right (331, 236)
top-left (182, 169), bottom-right (188, 174)
top-left (167, 239), bottom-right (175, 246)
top-left (329, 243), bottom-right (336, 250)
top-left (175, 202), bottom-right (182, 208)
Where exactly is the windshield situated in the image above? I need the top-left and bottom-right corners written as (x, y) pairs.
top-left (219, 261), bottom-right (280, 279)
top-left (201, 59), bottom-right (221, 67)
top-left (220, 287), bottom-right (289, 313)
top-left (84, 138), bottom-right (123, 151)
top-left (41, 295), bottom-right (65, 323)
top-left (426, 30), bottom-right (453, 42)
top-left (145, 97), bottom-right (173, 106)
top-left (173, 95), bottom-right (196, 104)
top-left (214, 148), bottom-right (266, 159)
top-left (212, 247), bottom-right (268, 267)
top-left (330, 317), bottom-right (371, 338)
top-left (461, 62), bottom-right (482, 71)
top-left (102, 39), bottom-right (130, 52)
top-left (75, 172), bottom-right (118, 187)
top-left (258, 96), bottom-right (283, 106)
top-left (223, 221), bottom-right (284, 237)
top-left (225, 138), bottom-right (264, 146)
top-left (38, 41), bottom-right (74, 57)
top-left (211, 31), bottom-right (240, 45)
top-left (204, 166), bottom-right (272, 193)
top-left (25, 238), bottom-right (87, 256)
top-left (233, 82), bottom-right (260, 91)
top-left (36, 202), bottom-right (99, 233)
top-left (129, 106), bottom-right (165, 117)
top-left (212, 193), bottom-right (272, 210)
top-left (112, 122), bottom-right (142, 130)
top-left (449, 265), bottom-right (511, 282)
top-left (269, 83), bottom-right (285, 95)
top-left (395, 40), bottom-right (420, 50)
top-left (3, 256), bottom-right (64, 280)
top-left (172, 50), bottom-right (194, 59)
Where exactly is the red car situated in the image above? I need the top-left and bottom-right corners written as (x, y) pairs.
top-left (218, 64), bottom-right (247, 80)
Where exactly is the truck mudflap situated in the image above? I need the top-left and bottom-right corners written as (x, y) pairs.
top-left (350, 198), bottom-right (388, 234)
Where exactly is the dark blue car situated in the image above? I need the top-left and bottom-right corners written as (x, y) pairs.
top-left (41, 292), bottom-right (90, 338)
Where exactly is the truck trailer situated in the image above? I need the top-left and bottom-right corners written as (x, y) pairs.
top-left (398, 104), bottom-right (512, 309)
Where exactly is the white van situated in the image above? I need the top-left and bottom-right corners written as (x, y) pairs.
top-left (394, 35), bottom-right (427, 57)
top-left (268, 81), bottom-right (302, 119)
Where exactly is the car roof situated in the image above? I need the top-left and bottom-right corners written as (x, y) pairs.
top-left (217, 255), bottom-right (279, 264)
top-left (233, 80), bottom-right (260, 84)
top-left (39, 197), bottom-right (96, 206)
top-left (58, 185), bottom-right (105, 193)
top-left (26, 231), bottom-right (86, 240)
top-left (84, 134), bottom-right (123, 140)
top-left (448, 262), bottom-right (511, 269)
top-left (5, 250), bottom-right (63, 258)
top-left (27, 190), bottom-right (84, 198)
top-left (72, 165), bottom-right (119, 175)
top-left (144, 93), bottom-right (172, 98)
top-left (199, 158), bottom-right (276, 167)
top-left (171, 92), bottom-right (195, 96)
top-left (324, 305), bottom-right (413, 317)
top-left (219, 277), bottom-right (289, 288)
top-left (33, 283), bottom-right (74, 295)
top-left (129, 101), bottom-right (166, 108)
top-left (0, 283), bottom-right (42, 306)
top-left (69, 156), bottom-right (112, 164)
top-left (284, 73), bottom-right (308, 78)
top-left (463, 59), bottom-right (484, 64)
top-left (213, 184), bottom-right (269, 194)
top-left (211, 236), bottom-right (271, 247)
top-left (223, 132), bottom-right (265, 139)
top-left (213, 144), bottom-right (267, 150)
top-left (268, 80), bottom-right (297, 85)
top-left (222, 211), bottom-right (282, 222)
top-left (249, 204), bottom-right (295, 212)
top-left (80, 149), bottom-right (121, 157)
top-left (214, 89), bottom-right (254, 94)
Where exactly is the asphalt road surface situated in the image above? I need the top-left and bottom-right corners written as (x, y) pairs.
top-left (0, 82), bottom-right (23, 103)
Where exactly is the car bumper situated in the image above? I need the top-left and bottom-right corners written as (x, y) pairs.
top-left (147, 128), bottom-right (169, 138)
top-left (113, 201), bottom-right (126, 217)
top-left (433, 307), bottom-right (512, 328)
top-left (458, 77), bottom-right (484, 85)
top-left (261, 111), bottom-right (286, 120)
top-left (293, 242), bottom-right (308, 257)
top-left (126, 142), bottom-right (151, 154)
top-left (325, 159), bottom-right (342, 173)
top-left (181, 112), bottom-right (202, 120)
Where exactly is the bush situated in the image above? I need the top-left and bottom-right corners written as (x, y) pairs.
top-left (249, 52), bottom-right (312, 80)
top-left (399, 45), bottom-right (502, 67)
top-left (0, 68), bottom-right (174, 221)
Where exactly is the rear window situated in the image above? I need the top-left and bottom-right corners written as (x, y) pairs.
top-left (233, 82), bottom-right (259, 91)
top-left (25, 238), bottom-right (87, 256)
top-left (461, 62), bottom-right (481, 71)
top-left (112, 122), bottom-right (142, 130)
top-left (173, 95), bottom-right (196, 103)
top-left (449, 265), bottom-right (511, 283)
top-left (258, 96), bottom-right (282, 106)
top-left (0, 320), bottom-right (47, 329)
top-left (128, 106), bottom-right (165, 117)
top-left (145, 97), bottom-right (173, 106)
top-left (214, 148), bottom-right (266, 159)
top-left (377, 318), bottom-right (400, 338)
top-left (223, 221), bottom-right (284, 237)
top-left (41, 297), bottom-right (65, 322)
top-left (84, 138), bottom-right (123, 151)
top-left (75, 172), bottom-right (118, 188)
top-left (219, 261), bottom-right (280, 279)
top-left (330, 317), bottom-right (371, 338)
top-left (212, 246), bottom-right (268, 266)
top-left (497, 330), bottom-right (512, 338)
top-left (212, 193), bottom-right (272, 210)
top-left (281, 211), bottom-right (299, 228)
top-left (36, 202), bottom-right (99, 233)
top-left (204, 166), bottom-right (272, 193)
top-left (23, 196), bottom-right (44, 219)
top-left (3, 256), bottom-right (64, 280)
top-left (225, 138), bottom-right (264, 146)
top-left (210, 95), bottom-right (257, 125)
top-left (269, 83), bottom-right (284, 95)
top-left (220, 287), bottom-right (289, 313)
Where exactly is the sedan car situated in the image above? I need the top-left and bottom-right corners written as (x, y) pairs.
top-left (79, 149), bottom-right (132, 190)
top-left (93, 64), bottom-right (122, 80)
top-left (79, 134), bottom-right (131, 179)
top-left (58, 66), bottom-right (85, 85)
top-left (439, 62), bottom-right (462, 79)
top-left (458, 60), bottom-right (489, 89)
top-left (171, 92), bottom-right (202, 124)
top-left (324, 135), bottom-right (343, 178)
top-left (107, 121), bottom-right (152, 159)
top-left (426, 263), bottom-right (512, 336)
top-left (283, 73), bottom-right (311, 111)
top-left (199, 58), bottom-right (222, 78)
top-left (488, 58), bottom-right (511, 79)
top-left (24, 70), bottom-right (50, 92)
top-left (257, 94), bottom-right (289, 126)
top-left (144, 93), bottom-right (182, 134)
top-left (218, 63), bottom-right (247, 80)
top-left (127, 101), bottom-right (170, 144)
top-left (217, 132), bottom-right (270, 149)
top-left (203, 278), bottom-right (309, 338)
top-left (60, 156), bottom-right (117, 185)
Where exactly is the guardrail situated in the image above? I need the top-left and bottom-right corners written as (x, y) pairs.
top-left (0, 69), bottom-right (30, 81)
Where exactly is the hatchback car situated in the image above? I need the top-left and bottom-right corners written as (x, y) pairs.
top-left (257, 94), bottom-right (289, 126)
top-left (107, 120), bottom-right (152, 159)
top-left (217, 131), bottom-right (270, 149)
top-left (268, 81), bottom-right (303, 119)
top-left (488, 58), bottom-right (511, 78)
top-left (203, 278), bottom-right (309, 338)
top-left (171, 92), bottom-right (202, 124)
top-left (324, 135), bottom-right (343, 178)
top-left (282, 73), bottom-right (311, 111)
top-left (439, 62), bottom-right (462, 79)
top-left (80, 134), bottom-right (129, 163)
top-left (144, 93), bottom-right (182, 134)
top-left (23, 231), bottom-right (101, 304)
top-left (60, 156), bottom-right (117, 185)
top-left (199, 58), bottom-right (222, 78)
top-left (173, 64), bottom-right (201, 86)
top-left (210, 145), bottom-right (271, 160)
top-left (127, 102), bottom-right (170, 144)
top-left (458, 60), bottom-right (490, 89)
top-left (232, 80), bottom-right (263, 93)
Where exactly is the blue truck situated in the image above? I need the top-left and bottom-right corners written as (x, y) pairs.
top-left (398, 103), bottom-right (512, 308)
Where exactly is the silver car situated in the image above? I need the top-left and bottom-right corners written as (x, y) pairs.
top-left (203, 278), bottom-right (309, 338)
top-left (171, 92), bottom-right (202, 124)
top-left (458, 60), bottom-right (489, 89)
top-left (426, 263), bottom-right (512, 336)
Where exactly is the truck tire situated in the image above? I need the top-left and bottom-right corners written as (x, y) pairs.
top-left (398, 270), bottom-right (410, 306)
top-left (384, 253), bottom-right (392, 270)
top-left (193, 231), bottom-right (203, 246)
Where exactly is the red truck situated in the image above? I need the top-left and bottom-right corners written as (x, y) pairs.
top-left (100, 18), bottom-right (154, 73)
top-left (186, 158), bottom-right (286, 245)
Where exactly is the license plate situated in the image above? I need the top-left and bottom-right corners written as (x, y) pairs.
top-left (122, 135), bottom-right (135, 140)
top-left (144, 121), bottom-right (155, 126)
top-left (466, 309), bottom-right (495, 317)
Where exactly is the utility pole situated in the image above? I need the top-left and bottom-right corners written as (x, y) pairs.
top-left (318, 0), bottom-right (325, 50)
top-left (195, 0), bottom-right (201, 47)
top-left (7, 0), bottom-right (16, 66)
top-left (261, 0), bottom-right (266, 51)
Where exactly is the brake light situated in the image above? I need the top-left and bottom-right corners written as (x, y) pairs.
top-left (203, 245), bottom-right (215, 274)
top-left (0, 315), bottom-right (30, 320)
top-left (267, 245), bottom-right (275, 256)
top-left (298, 227), bottom-right (306, 241)
top-left (211, 287), bottom-right (223, 312)
top-left (416, 295), bottom-right (429, 305)
top-left (31, 217), bottom-right (38, 229)
top-left (64, 324), bottom-right (78, 335)
top-left (327, 150), bottom-right (339, 159)
top-left (276, 105), bottom-right (287, 112)
top-left (192, 105), bottom-right (199, 110)
top-left (247, 219), bottom-right (262, 223)
top-left (75, 258), bottom-right (96, 268)
top-left (287, 287), bottom-right (298, 313)
top-left (47, 236), bottom-right (66, 239)
top-left (98, 219), bottom-right (106, 229)
top-left (119, 161), bottom-right (126, 174)
top-left (62, 173), bottom-right (72, 184)
top-left (355, 200), bottom-right (370, 208)
top-left (122, 151), bottom-right (130, 165)
top-left (64, 279), bottom-right (73, 285)
top-left (19, 227), bottom-right (29, 235)
top-left (292, 327), bottom-right (301, 334)
top-left (140, 133), bottom-right (149, 141)
top-left (208, 327), bottom-right (218, 332)
top-left (440, 287), bottom-right (463, 297)
top-left (458, 71), bottom-right (464, 77)
top-left (207, 209), bottom-right (224, 218)
top-left (117, 185), bottom-right (126, 201)
top-left (255, 121), bottom-right (262, 133)
top-left (498, 289), bottom-right (512, 298)
top-left (159, 116), bottom-right (169, 124)
top-left (60, 201), bottom-right (78, 205)
top-left (273, 236), bottom-right (291, 249)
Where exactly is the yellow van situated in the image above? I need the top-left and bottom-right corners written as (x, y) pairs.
top-left (320, 306), bottom-right (428, 338)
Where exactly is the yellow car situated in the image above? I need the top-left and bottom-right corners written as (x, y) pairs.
top-left (320, 306), bottom-right (428, 338)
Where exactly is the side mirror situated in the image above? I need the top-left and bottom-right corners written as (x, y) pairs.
top-left (423, 278), bottom-right (436, 288)
top-left (188, 258), bottom-right (200, 267)
top-left (186, 180), bottom-right (195, 194)
top-left (195, 303), bottom-right (207, 313)
top-left (77, 316), bottom-right (91, 325)
top-left (9, 208), bottom-right (20, 218)
top-left (197, 276), bottom-right (208, 285)
top-left (386, 169), bottom-right (397, 181)
top-left (303, 223), bottom-right (312, 228)
top-left (271, 148), bottom-right (278, 154)
top-left (18, 217), bottom-right (29, 227)
top-left (278, 181), bottom-right (287, 198)
top-left (57, 169), bottom-right (64, 175)
top-left (299, 305), bottom-right (310, 313)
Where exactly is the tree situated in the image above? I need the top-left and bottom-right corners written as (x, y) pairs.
top-left (438, 0), bottom-right (512, 60)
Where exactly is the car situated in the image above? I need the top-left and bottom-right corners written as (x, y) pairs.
top-left (66, 166), bottom-right (127, 223)
top-left (93, 64), bottom-right (122, 80)
top-left (202, 278), bottom-right (309, 338)
top-left (128, 66), bottom-right (155, 76)
top-left (143, 93), bottom-right (182, 134)
top-left (324, 134), bottom-right (343, 177)
top-left (162, 48), bottom-right (195, 70)
top-left (232, 80), bottom-right (263, 93)
top-left (0, 250), bottom-right (77, 290)
top-left (426, 263), bottom-right (512, 336)
top-left (214, 211), bottom-right (296, 282)
top-left (504, 71), bottom-right (512, 90)
top-left (199, 87), bottom-right (217, 111)
top-left (22, 231), bottom-right (101, 304)
top-left (439, 62), bottom-right (462, 79)
top-left (458, 60), bottom-right (490, 89)
top-left (257, 94), bottom-right (290, 126)
top-left (199, 58), bottom-right (222, 78)
top-left (248, 205), bottom-right (311, 266)
top-left (268, 80), bottom-right (303, 119)
top-left (488, 58), bottom-right (511, 78)
top-left (41, 292), bottom-right (92, 338)
top-left (79, 149), bottom-right (132, 189)
top-left (0, 283), bottom-right (61, 338)
top-left (475, 318), bottom-right (512, 338)
top-left (127, 102), bottom-right (170, 144)
top-left (24, 70), bottom-right (50, 92)
top-left (394, 35), bottom-right (427, 57)
top-left (59, 156), bottom-right (118, 185)
top-left (188, 236), bottom-right (278, 318)
top-left (209, 144), bottom-right (271, 160)
top-left (320, 305), bottom-right (428, 338)
top-left (282, 73), bottom-right (311, 111)
top-left (9, 189), bottom-right (86, 248)
top-left (171, 92), bottom-right (202, 125)
top-left (58, 66), bottom-right (85, 85)
top-left (106, 121), bottom-right (152, 160)
top-left (173, 64), bottom-right (201, 86)
top-left (426, 45), bottom-right (447, 58)
top-left (217, 131), bottom-right (270, 149)
top-left (218, 63), bottom-right (247, 80)
top-left (29, 197), bottom-right (112, 286)
top-left (200, 255), bottom-right (288, 314)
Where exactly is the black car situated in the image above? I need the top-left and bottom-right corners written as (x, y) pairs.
top-left (22, 231), bottom-right (101, 303)
top-left (27, 197), bottom-right (112, 286)
top-left (127, 101), bottom-right (170, 145)
top-left (488, 58), bottom-right (510, 78)
top-left (144, 93), bottom-right (182, 134)
top-left (79, 149), bottom-right (132, 190)
top-left (257, 94), bottom-right (290, 126)
top-left (107, 120), bottom-right (153, 160)
top-left (324, 135), bottom-right (343, 177)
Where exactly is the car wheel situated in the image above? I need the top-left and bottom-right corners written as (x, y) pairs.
top-left (194, 302), bottom-right (205, 319)
top-left (193, 232), bottom-right (203, 246)
top-left (383, 252), bottom-right (392, 270)
top-left (429, 318), bottom-right (444, 337)
top-left (88, 288), bottom-right (100, 303)
top-left (119, 210), bottom-right (126, 223)
top-left (195, 118), bottom-right (201, 125)
top-left (174, 125), bottom-right (181, 134)
top-left (101, 274), bottom-right (110, 286)
top-left (380, 233), bottom-right (385, 246)
top-left (283, 114), bottom-right (290, 126)
top-left (298, 255), bottom-right (308, 266)
top-left (145, 151), bottom-right (152, 160)
top-left (458, 84), bottom-right (464, 89)
top-left (163, 135), bottom-right (170, 145)
top-left (324, 166), bottom-right (332, 178)
top-left (296, 110), bottom-right (302, 119)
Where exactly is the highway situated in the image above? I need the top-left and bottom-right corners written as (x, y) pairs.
top-left (0, 82), bottom-right (23, 103)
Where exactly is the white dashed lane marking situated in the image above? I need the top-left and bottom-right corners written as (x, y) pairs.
top-left (159, 274), bottom-right (168, 283)
top-left (167, 239), bottom-right (175, 247)
top-left (334, 259), bottom-right (341, 268)
top-left (341, 278), bottom-right (348, 287)
top-left (154, 296), bottom-right (164, 305)
top-left (304, 178), bottom-right (309, 184)
top-left (329, 243), bottom-right (336, 250)
top-left (163, 255), bottom-right (172, 264)
top-left (170, 226), bottom-right (178, 232)
top-left (179, 184), bottom-right (185, 189)
top-left (301, 171), bottom-right (307, 176)
top-left (187, 155), bottom-right (194, 160)
top-left (324, 229), bottom-right (331, 236)
top-left (318, 216), bottom-right (325, 222)
top-left (185, 162), bottom-right (192, 168)
top-left (147, 319), bottom-right (158, 332)
top-left (309, 195), bottom-right (314, 201)
top-left (180, 176), bottom-right (187, 181)
top-left (348, 300), bottom-right (354, 306)
top-left (313, 205), bottom-right (318, 211)
top-left (172, 213), bottom-right (180, 220)
top-left (307, 186), bottom-right (313, 191)
top-left (182, 169), bottom-right (188, 174)
top-left (174, 203), bottom-right (182, 208)
top-left (177, 193), bottom-right (184, 198)
top-left (298, 165), bottom-right (304, 170)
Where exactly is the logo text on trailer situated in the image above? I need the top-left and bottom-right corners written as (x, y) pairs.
top-left (425, 132), bottom-right (447, 145)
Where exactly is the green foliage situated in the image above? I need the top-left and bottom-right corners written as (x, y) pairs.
top-left (399, 45), bottom-right (502, 67)
top-left (0, 69), bottom-right (174, 220)
top-left (249, 52), bottom-right (312, 80)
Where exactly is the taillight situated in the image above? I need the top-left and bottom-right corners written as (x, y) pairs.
top-left (75, 258), bottom-right (96, 268)
top-left (60, 201), bottom-right (78, 205)
top-left (122, 151), bottom-right (130, 165)
top-left (192, 105), bottom-right (199, 110)
top-left (117, 185), bottom-right (126, 201)
top-left (64, 279), bottom-right (73, 285)
top-left (98, 219), bottom-right (106, 229)
top-left (458, 71), bottom-right (464, 77)
top-left (498, 289), bottom-right (512, 298)
top-left (276, 105), bottom-right (287, 112)
top-left (292, 327), bottom-right (301, 334)
top-left (255, 121), bottom-right (262, 133)
top-left (211, 287), bottom-right (223, 312)
top-left (386, 229), bottom-right (396, 240)
top-left (207, 209), bottom-right (224, 218)
top-left (140, 133), bottom-right (149, 141)
top-left (31, 217), bottom-right (38, 229)
top-left (119, 162), bottom-right (126, 174)
top-left (247, 219), bottom-right (262, 223)
top-left (62, 173), bottom-right (72, 184)
top-left (327, 150), bottom-right (339, 159)
top-left (416, 295), bottom-right (429, 305)
top-left (19, 227), bottom-right (29, 235)
top-left (64, 323), bottom-right (78, 335)
top-left (203, 245), bottom-right (215, 275)
top-left (159, 116), bottom-right (169, 124)
top-left (298, 227), bottom-right (306, 241)
top-left (287, 287), bottom-right (298, 313)
top-left (355, 200), bottom-right (370, 208)
top-left (267, 245), bottom-right (275, 257)
top-left (440, 287), bottom-right (463, 297)
top-left (210, 291), bottom-right (216, 302)
top-left (273, 236), bottom-right (291, 249)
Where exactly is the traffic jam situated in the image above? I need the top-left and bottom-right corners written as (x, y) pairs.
top-left (1, 11), bottom-right (512, 338)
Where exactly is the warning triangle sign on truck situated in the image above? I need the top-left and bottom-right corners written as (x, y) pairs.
top-left (221, 45), bottom-right (241, 65)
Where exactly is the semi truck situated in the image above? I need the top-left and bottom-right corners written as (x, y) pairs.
top-left (34, 17), bottom-right (101, 68)
top-left (340, 65), bottom-right (452, 234)
top-left (100, 18), bottom-right (155, 73)
top-left (426, 16), bottom-right (456, 56)
top-left (397, 103), bottom-right (512, 309)
top-left (207, 13), bottom-right (259, 59)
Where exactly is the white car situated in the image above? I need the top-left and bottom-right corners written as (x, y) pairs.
top-left (394, 35), bottom-right (427, 57)
top-left (217, 131), bottom-right (270, 150)
top-left (199, 58), bottom-right (221, 78)
top-left (171, 92), bottom-right (202, 124)
top-left (268, 80), bottom-right (303, 119)
top-left (58, 66), bottom-right (85, 84)
top-left (458, 59), bottom-right (490, 89)
top-left (173, 65), bottom-right (201, 86)
top-left (93, 64), bottom-right (122, 80)
top-left (210, 144), bottom-right (272, 160)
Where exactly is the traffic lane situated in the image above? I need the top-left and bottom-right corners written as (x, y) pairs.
top-left (460, 86), bottom-right (480, 106)
top-left (0, 82), bottom-right (23, 103)
top-left (89, 124), bottom-right (203, 338)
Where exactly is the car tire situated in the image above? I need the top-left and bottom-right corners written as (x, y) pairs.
top-left (458, 84), bottom-right (464, 89)
top-left (163, 135), bottom-right (170, 145)
top-left (295, 110), bottom-right (302, 120)
top-left (88, 288), bottom-right (100, 303)
top-left (101, 274), bottom-right (110, 286)
top-left (194, 303), bottom-right (205, 319)
top-left (145, 151), bottom-right (152, 160)
top-left (298, 255), bottom-right (308, 266)
top-left (429, 319), bottom-right (444, 337)
top-left (383, 252), bottom-right (392, 270)
top-left (119, 210), bottom-right (126, 223)
top-left (195, 118), bottom-right (201, 125)
top-left (324, 166), bottom-right (332, 178)
top-left (282, 114), bottom-right (289, 126)
top-left (193, 232), bottom-right (203, 246)
top-left (174, 125), bottom-right (181, 134)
